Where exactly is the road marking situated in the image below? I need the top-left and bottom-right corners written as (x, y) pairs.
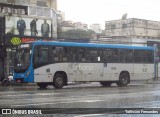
top-left (12, 99), bottom-right (102, 107)
top-left (134, 101), bottom-right (160, 107)
top-left (4, 92), bottom-right (60, 97)
top-left (62, 99), bottom-right (102, 103)
top-left (75, 114), bottom-right (105, 117)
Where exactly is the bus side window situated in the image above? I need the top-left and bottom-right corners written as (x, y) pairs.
top-left (33, 46), bottom-right (49, 68)
top-left (69, 47), bottom-right (78, 62)
top-left (52, 47), bottom-right (61, 62)
top-left (98, 49), bottom-right (103, 62)
top-left (86, 48), bottom-right (98, 62)
top-left (147, 51), bottom-right (154, 63)
top-left (118, 49), bottom-right (126, 62)
top-left (111, 49), bottom-right (118, 62)
top-left (62, 47), bottom-right (68, 62)
top-left (103, 49), bottom-right (112, 63)
top-left (134, 50), bottom-right (144, 63)
top-left (38, 47), bottom-right (49, 63)
top-left (78, 48), bottom-right (86, 62)
top-left (51, 47), bottom-right (68, 63)
top-left (125, 49), bottom-right (133, 63)
top-left (51, 47), bottom-right (57, 62)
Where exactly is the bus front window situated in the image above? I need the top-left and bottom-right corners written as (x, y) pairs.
top-left (14, 48), bottom-right (31, 72)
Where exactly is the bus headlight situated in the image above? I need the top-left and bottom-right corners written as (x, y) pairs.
top-left (26, 71), bottom-right (30, 77)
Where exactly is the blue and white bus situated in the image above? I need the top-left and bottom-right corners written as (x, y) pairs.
top-left (13, 41), bottom-right (155, 89)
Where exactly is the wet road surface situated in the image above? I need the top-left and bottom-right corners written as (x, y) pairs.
top-left (0, 82), bottom-right (160, 116)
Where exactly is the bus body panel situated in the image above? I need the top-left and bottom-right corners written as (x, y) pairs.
top-left (69, 63), bottom-right (103, 81)
top-left (133, 64), bottom-right (154, 80)
top-left (14, 68), bottom-right (34, 83)
top-left (33, 63), bottom-right (154, 83)
top-left (103, 63), bottom-right (134, 81)
top-left (68, 63), bottom-right (82, 81)
top-left (34, 63), bottom-right (69, 82)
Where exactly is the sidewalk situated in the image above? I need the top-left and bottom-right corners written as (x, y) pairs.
top-left (0, 81), bottom-right (36, 86)
top-left (147, 78), bottom-right (160, 84)
top-left (1, 78), bottom-right (160, 87)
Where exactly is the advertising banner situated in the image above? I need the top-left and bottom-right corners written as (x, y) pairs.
top-left (5, 16), bottom-right (55, 38)
top-left (5, 36), bottom-right (54, 45)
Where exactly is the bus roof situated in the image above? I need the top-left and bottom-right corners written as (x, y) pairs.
top-left (31, 41), bottom-right (154, 50)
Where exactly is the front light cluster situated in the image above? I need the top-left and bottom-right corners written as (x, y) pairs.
top-left (26, 71), bottom-right (30, 76)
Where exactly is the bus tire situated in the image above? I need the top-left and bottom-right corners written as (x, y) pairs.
top-left (53, 74), bottom-right (64, 89)
top-left (116, 72), bottom-right (130, 87)
top-left (37, 83), bottom-right (48, 89)
top-left (100, 81), bottom-right (112, 87)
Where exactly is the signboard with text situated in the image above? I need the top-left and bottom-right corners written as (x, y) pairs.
top-left (5, 36), bottom-right (54, 45)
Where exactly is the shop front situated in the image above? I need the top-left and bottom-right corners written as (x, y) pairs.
top-left (0, 46), bottom-right (5, 80)
top-left (4, 35), bottom-right (54, 78)
top-left (3, 14), bottom-right (56, 78)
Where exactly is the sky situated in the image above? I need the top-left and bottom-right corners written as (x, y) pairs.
top-left (57, 0), bottom-right (160, 29)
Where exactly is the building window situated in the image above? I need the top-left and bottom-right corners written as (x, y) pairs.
top-left (122, 23), bottom-right (127, 28)
top-left (37, 1), bottom-right (47, 7)
top-left (29, 6), bottom-right (51, 18)
top-left (111, 24), bottom-right (115, 29)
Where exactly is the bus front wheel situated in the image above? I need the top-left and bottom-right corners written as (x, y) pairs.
top-left (37, 83), bottom-right (48, 89)
top-left (100, 81), bottom-right (112, 87)
top-left (116, 72), bottom-right (130, 87)
top-left (53, 74), bottom-right (64, 89)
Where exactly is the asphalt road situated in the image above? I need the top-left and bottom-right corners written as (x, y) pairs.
top-left (0, 82), bottom-right (160, 116)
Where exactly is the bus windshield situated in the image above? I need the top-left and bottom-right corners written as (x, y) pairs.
top-left (14, 44), bottom-right (31, 72)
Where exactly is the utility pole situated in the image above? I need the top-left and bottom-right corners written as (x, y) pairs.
top-left (153, 44), bottom-right (159, 79)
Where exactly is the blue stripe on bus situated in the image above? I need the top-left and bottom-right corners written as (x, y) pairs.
top-left (32, 41), bottom-right (154, 50)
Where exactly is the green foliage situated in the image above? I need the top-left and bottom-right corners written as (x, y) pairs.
top-left (57, 29), bottom-right (96, 39)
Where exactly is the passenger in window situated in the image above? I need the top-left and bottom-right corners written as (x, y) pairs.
top-left (37, 52), bottom-right (43, 63)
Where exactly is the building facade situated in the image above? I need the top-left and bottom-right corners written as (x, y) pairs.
top-left (105, 18), bottom-right (160, 39)
top-left (0, 0), bottom-right (57, 79)
top-left (90, 24), bottom-right (102, 34)
top-left (1, 0), bottom-right (57, 10)
top-left (74, 22), bottom-right (88, 31)
top-left (103, 18), bottom-right (160, 62)
top-left (60, 21), bottom-right (88, 32)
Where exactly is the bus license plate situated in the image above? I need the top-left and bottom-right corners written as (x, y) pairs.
top-left (17, 80), bottom-right (21, 83)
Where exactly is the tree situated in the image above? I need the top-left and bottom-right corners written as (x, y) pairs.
top-left (57, 29), bottom-right (96, 39)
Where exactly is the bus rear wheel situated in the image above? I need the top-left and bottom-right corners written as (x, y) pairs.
top-left (100, 81), bottom-right (112, 87)
top-left (53, 74), bottom-right (64, 89)
top-left (116, 72), bottom-right (129, 87)
top-left (37, 83), bottom-right (48, 89)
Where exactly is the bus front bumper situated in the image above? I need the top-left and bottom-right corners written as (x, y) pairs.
top-left (14, 73), bottom-right (28, 83)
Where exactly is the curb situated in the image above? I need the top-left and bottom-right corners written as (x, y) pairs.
top-left (146, 78), bottom-right (160, 84)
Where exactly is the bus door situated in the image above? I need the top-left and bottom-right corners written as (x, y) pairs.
top-left (68, 47), bottom-right (92, 81)
top-left (68, 47), bottom-right (82, 81)
top-left (80, 63), bottom-right (92, 81)
top-left (34, 46), bottom-right (52, 82)
top-left (85, 48), bottom-right (103, 81)
top-left (68, 63), bottom-right (82, 81)
top-left (102, 49), bottom-right (115, 80)
top-left (133, 50), bottom-right (153, 80)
